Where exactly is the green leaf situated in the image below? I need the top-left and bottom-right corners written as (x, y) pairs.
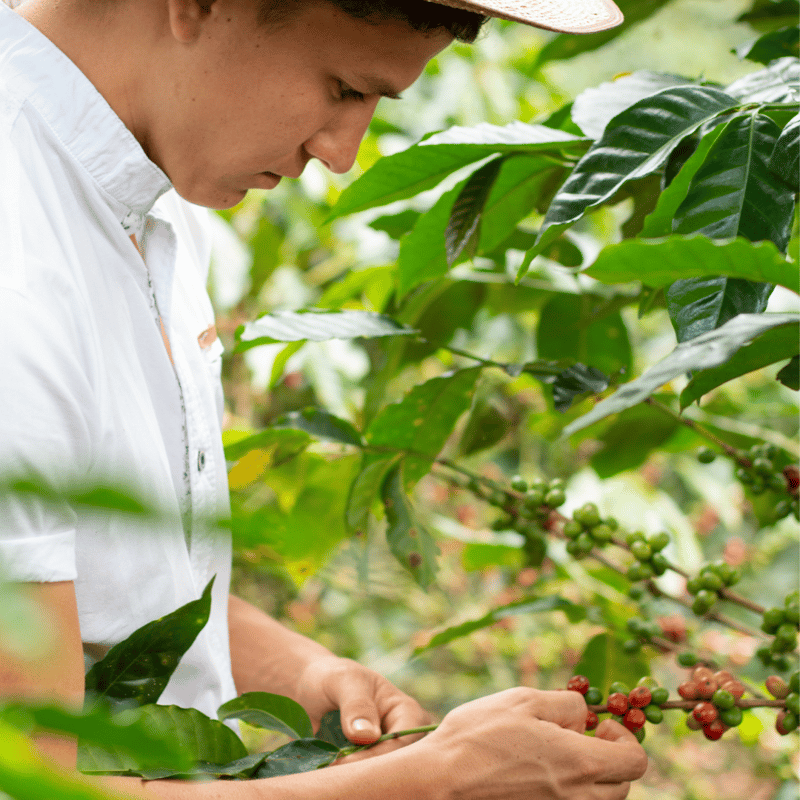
top-left (446, 157), bottom-right (504, 265)
top-left (590, 402), bottom-right (680, 477)
top-left (329, 123), bottom-right (587, 219)
top-left (777, 354), bottom-right (800, 388)
top-left (673, 112), bottom-right (794, 251)
top-left (413, 595), bottom-right (584, 656)
top-left (253, 739), bottom-right (340, 778)
top-left (224, 428), bottom-right (311, 462)
top-left (382, 463), bottom-right (440, 589)
top-left (666, 276), bottom-right (773, 343)
top-left (459, 399), bottom-right (511, 455)
top-left (532, 0), bottom-right (674, 67)
top-left (738, 0), bottom-right (799, 33)
top-left (770, 112), bottom-right (800, 183)
top-left (272, 408), bottom-right (363, 447)
top-left (724, 57), bottom-right (799, 104)
top-left (536, 294), bottom-right (631, 378)
top-left (345, 453), bottom-right (402, 533)
top-left (737, 26), bottom-right (800, 64)
top-left (461, 542), bottom-right (524, 571)
top-left (550, 365), bottom-right (610, 412)
top-left (235, 310), bottom-right (417, 352)
top-left (78, 704), bottom-right (247, 775)
top-left (529, 86), bottom-right (742, 269)
top-left (84, 577), bottom-right (215, 706)
top-left (1, 701), bottom-right (190, 773)
top-left (366, 367), bottom-right (481, 487)
top-left (316, 710), bottom-right (350, 749)
top-left (573, 633), bottom-right (649, 695)
top-left (217, 692), bottom-right (313, 740)
top-left (563, 313), bottom-right (800, 436)
top-left (369, 209), bottom-right (421, 240)
top-left (586, 236), bottom-right (798, 294)
top-left (680, 320), bottom-right (800, 406)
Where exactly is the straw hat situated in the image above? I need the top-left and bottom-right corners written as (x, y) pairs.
top-left (425, 0), bottom-right (624, 33)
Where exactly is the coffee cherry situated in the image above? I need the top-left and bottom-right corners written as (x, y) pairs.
top-left (789, 672), bottom-right (799, 694)
top-left (686, 576), bottom-right (703, 595)
top-left (678, 681), bottom-right (700, 700)
top-left (650, 687), bottom-right (669, 706)
top-left (623, 639), bottom-right (642, 654)
top-left (650, 553), bottom-right (669, 576)
top-left (703, 719), bottom-right (727, 740)
top-left (567, 675), bottom-right (590, 695)
top-left (630, 541), bottom-right (652, 561)
top-left (609, 682), bottom-right (630, 696)
top-left (686, 714), bottom-right (703, 731)
top-left (528, 478), bottom-right (548, 494)
top-left (697, 447), bottom-right (716, 464)
top-left (712, 670), bottom-right (734, 686)
top-left (548, 478), bottom-right (565, 491)
top-left (719, 680), bottom-right (745, 700)
top-left (677, 652), bottom-right (698, 668)
top-left (584, 687), bottom-right (603, 706)
top-left (576, 532), bottom-right (594, 555)
top-left (523, 488), bottom-right (545, 511)
top-left (766, 675), bottom-right (789, 699)
top-left (628, 585), bottom-right (645, 601)
top-left (544, 488), bottom-right (566, 507)
top-left (786, 692), bottom-right (800, 717)
top-left (590, 523), bottom-right (613, 544)
top-left (696, 677), bottom-right (718, 700)
top-left (628, 687), bottom-right (652, 708)
top-left (762, 607), bottom-right (786, 634)
top-left (574, 503), bottom-right (601, 528)
top-left (700, 571), bottom-right (724, 592)
top-left (585, 710), bottom-right (599, 731)
top-left (785, 603), bottom-right (799, 625)
top-left (693, 702), bottom-right (718, 726)
top-left (562, 520), bottom-right (582, 539)
top-left (692, 591), bottom-right (716, 615)
top-left (636, 677), bottom-right (659, 690)
top-left (711, 689), bottom-right (735, 709)
top-left (776, 709), bottom-right (799, 735)
top-left (644, 704), bottom-right (663, 724)
top-left (691, 666), bottom-right (714, 683)
top-left (719, 706), bottom-right (743, 727)
top-left (510, 476), bottom-right (528, 492)
top-left (648, 532), bottom-right (670, 552)
top-left (623, 708), bottom-right (646, 731)
top-left (607, 692), bottom-right (629, 716)
top-left (625, 531), bottom-right (646, 546)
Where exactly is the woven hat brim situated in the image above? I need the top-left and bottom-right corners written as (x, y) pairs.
top-left (424, 0), bottom-right (624, 33)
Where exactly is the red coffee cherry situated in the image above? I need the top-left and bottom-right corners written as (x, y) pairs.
top-left (686, 714), bottom-right (703, 731)
top-left (702, 719), bottom-right (727, 740)
top-left (567, 675), bottom-right (590, 695)
top-left (766, 675), bottom-right (789, 699)
top-left (696, 677), bottom-right (718, 700)
top-left (713, 670), bottom-right (734, 686)
top-left (607, 692), bottom-right (629, 716)
top-left (693, 702), bottom-right (718, 726)
top-left (692, 666), bottom-right (714, 683)
top-left (623, 708), bottom-right (646, 731)
top-left (585, 711), bottom-right (599, 731)
top-left (678, 681), bottom-right (700, 700)
top-left (628, 686), bottom-right (652, 708)
top-left (719, 680), bottom-right (745, 700)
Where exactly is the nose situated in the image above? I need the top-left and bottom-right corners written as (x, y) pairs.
top-left (303, 101), bottom-right (378, 175)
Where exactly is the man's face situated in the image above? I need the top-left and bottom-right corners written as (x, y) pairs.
top-left (149, 0), bottom-right (452, 209)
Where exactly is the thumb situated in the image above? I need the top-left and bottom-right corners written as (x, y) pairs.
top-left (339, 695), bottom-right (382, 745)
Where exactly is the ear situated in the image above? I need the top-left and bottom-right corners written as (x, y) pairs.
top-left (166, 0), bottom-right (215, 43)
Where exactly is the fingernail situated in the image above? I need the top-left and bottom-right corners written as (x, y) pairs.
top-left (352, 718), bottom-right (372, 732)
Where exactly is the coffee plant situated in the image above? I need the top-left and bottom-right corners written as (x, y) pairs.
top-left (1, 1), bottom-right (798, 798)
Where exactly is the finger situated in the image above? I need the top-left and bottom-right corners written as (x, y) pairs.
top-left (594, 781), bottom-right (632, 800)
top-left (589, 719), bottom-right (649, 783)
top-left (336, 674), bottom-right (383, 744)
top-left (528, 688), bottom-right (589, 733)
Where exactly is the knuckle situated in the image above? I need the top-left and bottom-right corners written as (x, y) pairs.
top-left (630, 747), bottom-right (649, 778)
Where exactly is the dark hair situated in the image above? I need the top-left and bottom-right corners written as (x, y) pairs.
top-left (259, 0), bottom-right (487, 43)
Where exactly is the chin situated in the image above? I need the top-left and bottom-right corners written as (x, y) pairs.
top-left (174, 181), bottom-right (248, 210)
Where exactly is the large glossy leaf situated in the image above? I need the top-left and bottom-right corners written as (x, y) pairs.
top-left (573, 633), bottom-right (649, 696)
top-left (572, 71), bottom-right (696, 140)
top-left (562, 313), bottom-right (800, 435)
top-left (724, 57), bottom-right (799, 103)
top-left (84, 577), bottom-right (214, 706)
top-left (738, 0), bottom-right (800, 33)
top-left (345, 453), bottom-right (402, 533)
top-left (737, 26), bottom-right (800, 64)
top-left (666, 276), bottom-right (773, 343)
top-left (382, 463), bottom-right (440, 589)
top-left (533, 0), bottom-right (674, 67)
top-left (770, 112), bottom-right (800, 182)
top-left (78, 704), bottom-right (247, 775)
top-left (413, 595), bottom-right (584, 656)
top-left (271, 409), bottom-right (364, 447)
top-left (680, 320), bottom-right (800, 407)
top-left (329, 123), bottom-right (587, 219)
top-left (673, 111), bottom-right (794, 250)
top-left (236, 310), bottom-right (417, 352)
top-left (446, 157), bottom-right (504, 265)
top-left (217, 692), bottom-right (313, 740)
top-left (253, 739), bottom-right (340, 778)
top-left (365, 367), bottom-right (481, 487)
top-left (527, 86), bottom-right (742, 273)
top-left (586, 236), bottom-right (798, 294)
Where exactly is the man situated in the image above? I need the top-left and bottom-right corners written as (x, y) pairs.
top-left (0, 0), bottom-right (647, 797)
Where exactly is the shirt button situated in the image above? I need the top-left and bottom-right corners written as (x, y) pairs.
top-left (197, 450), bottom-right (206, 472)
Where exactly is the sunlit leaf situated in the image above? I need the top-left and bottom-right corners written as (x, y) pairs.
top-left (345, 453), bottom-right (402, 533)
top-left (563, 313), bottom-right (800, 435)
top-left (770, 112), bottom-right (800, 183)
top-left (724, 57), bottom-right (799, 103)
top-left (224, 428), bottom-right (311, 463)
top-left (272, 409), bottom-right (363, 447)
top-left (84, 578), bottom-right (215, 706)
top-left (217, 692), bottom-right (313, 740)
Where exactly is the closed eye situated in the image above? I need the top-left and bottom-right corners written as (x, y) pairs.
top-left (337, 81), bottom-right (367, 102)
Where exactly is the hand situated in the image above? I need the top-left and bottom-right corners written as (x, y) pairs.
top-left (293, 655), bottom-right (433, 760)
top-left (418, 687), bottom-right (648, 800)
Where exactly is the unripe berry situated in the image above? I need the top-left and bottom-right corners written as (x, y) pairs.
top-left (607, 692), bottom-right (629, 716)
top-left (711, 689), bottom-right (735, 709)
top-left (562, 520), bottom-right (582, 539)
top-left (628, 686), bottom-right (652, 708)
top-left (576, 532), bottom-right (594, 555)
top-left (548, 478), bottom-right (565, 491)
top-left (692, 591), bottom-right (716, 615)
top-left (575, 503), bottom-right (600, 527)
top-left (785, 604), bottom-right (799, 625)
top-left (528, 478), bottom-right (548, 493)
top-left (786, 692), bottom-right (800, 717)
top-left (650, 687), bottom-right (669, 706)
top-left (623, 708), bottom-right (646, 731)
top-left (585, 710), bottom-right (599, 731)
top-left (702, 719), bottom-right (727, 740)
top-left (584, 687), bottom-right (603, 706)
top-left (677, 652), bottom-right (698, 668)
top-left (628, 585), bottom-right (645, 600)
top-left (523, 489), bottom-right (545, 511)
top-left (686, 576), bottom-right (703, 595)
top-left (636, 677), bottom-right (659, 690)
top-left (719, 706), bottom-right (743, 727)
top-left (762, 607), bottom-right (786, 634)
top-left (693, 702), bottom-right (718, 726)
top-left (630, 541), bottom-right (652, 561)
top-left (697, 447), bottom-right (716, 464)
top-left (752, 456), bottom-right (773, 476)
top-left (650, 553), bottom-right (669, 576)
top-left (789, 672), bottom-right (799, 694)
top-left (590, 523), bottom-right (613, 544)
top-left (566, 675), bottom-right (590, 695)
top-left (625, 530), bottom-right (646, 546)
top-left (644, 704), bottom-right (664, 724)
top-left (544, 488), bottom-right (566, 507)
top-left (622, 638), bottom-right (641, 654)
top-left (678, 681), bottom-right (699, 700)
top-left (648, 532), bottom-right (670, 551)
top-left (633, 727), bottom-right (646, 743)
top-left (510, 476), bottom-right (528, 492)
top-left (700, 572), bottom-right (724, 591)
top-left (776, 709), bottom-right (799, 735)
top-left (609, 682), bottom-right (630, 696)
top-left (766, 675), bottom-right (789, 699)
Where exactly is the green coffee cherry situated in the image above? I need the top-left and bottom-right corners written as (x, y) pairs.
top-left (697, 447), bottom-right (716, 464)
top-left (576, 532), bottom-right (594, 555)
top-left (677, 652), bottom-right (698, 668)
top-left (544, 488), bottom-right (566, 507)
top-left (784, 603), bottom-right (799, 625)
top-left (633, 727), bottom-right (646, 743)
top-left (623, 638), bottom-right (642, 654)
top-left (626, 531), bottom-right (646, 546)
top-left (574, 503), bottom-right (601, 528)
top-left (651, 687), bottom-right (669, 705)
top-left (609, 681), bottom-right (630, 695)
top-left (789, 672), bottom-right (799, 694)
top-left (630, 541), bottom-right (652, 561)
top-left (644, 705), bottom-right (664, 724)
top-left (648, 532), bottom-right (670, 552)
top-left (761, 608), bottom-right (786, 634)
top-left (562, 520), bottom-right (582, 539)
top-left (712, 689), bottom-right (735, 709)
top-left (510, 476), bottom-right (528, 492)
top-left (700, 572), bottom-right (724, 592)
top-left (785, 693), bottom-right (800, 716)
top-left (523, 488), bottom-right (545, 511)
top-left (686, 576), bottom-right (703, 595)
top-left (584, 687), bottom-right (603, 706)
top-left (628, 585), bottom-right (645, 600)
top-left (692, 590), bottom-right (716, 615)
top-left (590, 524), bottom-right (613, 544)
top-left (719, 706), bottom-right (743, 727)
top-left (651, 553), bottom-right (669, 576)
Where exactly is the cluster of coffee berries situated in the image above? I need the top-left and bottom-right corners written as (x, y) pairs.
top-left (622, 617), bottom-right (665, 654)
top-left (561, 503), bottom-right (618, 558)
top-left (510, 476), bottom-right (566, 513)
top-left (685, 561), bottom-right (741, 615)
top-left (734, 444), bottom-right (800, 520)
top-left (677, 666), bottom-right (746, 740)
top-left (624, 530), bottom-right (671, 582)
top-left (757, 592), bottom-right (800, 670)
top-left (769, 671), bottom-right (800, 734)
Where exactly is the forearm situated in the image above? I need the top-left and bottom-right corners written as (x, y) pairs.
top-left (227, 594), bottom-right (333, 700)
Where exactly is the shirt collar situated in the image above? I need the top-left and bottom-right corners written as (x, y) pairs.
top-left (0, 3), bottom-right (172, 235)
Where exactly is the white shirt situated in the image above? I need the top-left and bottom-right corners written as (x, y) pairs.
top-left (0, 4), bottom-right (237, 718)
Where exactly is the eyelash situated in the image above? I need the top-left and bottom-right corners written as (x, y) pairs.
top-left (337, 81), bottom-right (367, 102)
